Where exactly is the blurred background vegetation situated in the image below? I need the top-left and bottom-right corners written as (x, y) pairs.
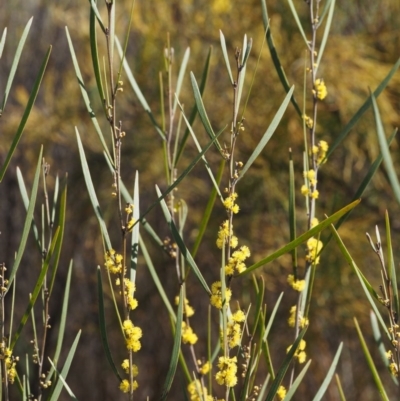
top-left (1, 0), bottom-right (400, 399)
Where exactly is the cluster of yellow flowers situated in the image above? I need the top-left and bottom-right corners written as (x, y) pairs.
top-left (313, 78), bottom-right (328, 100)
top-left (277, 385), bottom-right (287, 400)
top-left (287, 305), bottom-right (309, 329)
top-left (287, 274), bottom-right (306, 292)
top-left (225, 310), bottom-right (246, 349)
top-left (215, 356), bottom-right (237, 387)
top-left (312, 140), bottom-right (329, 165)
top-left (125, 203), bottom-right (135, 232)
top-left (123, 319), bottom-right (142, 352)
top-left (287, 339), bottom-right (307, 364)
top-left (104, 249), bottom-right (123, 274)
top-left (216, 220), bottom-right (238, 249)
top-left (187, 379), bottom-right (214, 401)
top-left (116, 277), bottom-right (138, 311)
top-left (302, 114), bottom-right (314, 129)
top-left (119, 360), bottom-right (139, 393)
top-left (225, 245), bottom-right (251, 275)
top-left (386, 350), bottom-right (399, 376)
top-left (210, 281), bottom-right (232, 309)
top-left (223, 193), bottom-right (240, 214)
top-left (301, 169), bottom-right (319, 199)
top-left (305, 237), bottom-right (323, 265)
top-left (4, 348), bottom-right (18, 384)
top-left (175, 296), bottom-right (195, 317)
top-left (215, 356), bottom-right (238, 387)
top-left (182, 322), bottom-right (198, 345)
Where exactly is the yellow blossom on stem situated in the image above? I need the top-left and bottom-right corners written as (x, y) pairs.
top-left (216, 220), bottom-right (238, 249)
top-left (301, 185), bottom-right (310, 197)
top-left (288, 305), bottom-right (309, 328)
top-left (287, 339), bottom-right (307, 364)
top-left (310, 190), bottom-right (319, 199)
top-left (313, 78), bottom-right (328, 100)
top-left (182, 322), bottom-right (198, 345)
top-left (215, 356), bottom-right (238, 387)
top-left (303, 114), bottom-right (314, 129)
top-left (223, 192), bottom-right (240, 214)
top-left (104, 249), bottom-right (123, 274)
top-left (121, 359), bottom-right (139, 377)
top-left (199, 361), bottom-right (211, 375)
top-left (210, 281), bottom-right (232, 309)
top-left (119, 379), bottom-right (138, 393)
top-left (306, 237), bottom-right (323, 264)
top-left (287, 274), bottom-right (306, 292)
top-left (123, 319), bottom-right (142, 352)
top-left (225, 245), bottom-right (251, 275)
top-left (188, 379), bottom-right (213, 401)
top-left (277, 385), bottom-right (287, 400)
top-left (175, 296), bottom-right (195, 317)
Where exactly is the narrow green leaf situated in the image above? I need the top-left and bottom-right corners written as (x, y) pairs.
top-left (131, 171), bottom-right (140, 284)
top-left (156, 186), bottom-right (211, 294)
top-left (242, 199), bottom-right (360, 275)
top-left (139, 235), bottom-right (175, 319)
top-left (332, 129), bottom-right (397, 231)
top-left (16, 167), bottom-right (41, 251)
top-left (312, 343), bottom-right (343, 401)
top-left (76, 129), bottom-right (112, 250)
top-left (176, 46), bottom-right (212, 164)
top-left (176, 96), bottom-right (222, 200)
top-left (219, 30), bottom-right (234, 84)
top-left (0, 47), bottom-right (51, 181)
top-left (319, 0), bottom-right (334, 25)
top-left (7, 148), bottom-right (43, 289)
top-left (10, 228), bottom-right (60, 350)
top-left (107, 1), bottom-right (115, 72)
top-left (160, 287), bottom-right (184, 401)
top-left (326, 57), bottom-right (400, 160)
top-left (47, 359), bottom-right (78, 400)
top-left (192, 159), bottom-right (225, 258)
top-left (385, 211), bottom-right (399, 320)
top-left (47, 260), bottom-right (73, 381)
top-left (97, 267), bottom-right (122, 381)
top-left (286, 0), bottom-right (308, 46)
top-left (329, 224), bottom-right (390, 339)
top-left (335, 374), bottom-right (347, 401)
top-left (90, 1), bottom-right (106, 111)
top-left (190, 72), bottom-right (222, 153)
top-left (65, 27), bottom-right (112, 163)
top-left (260, 0), bottom-right (302, 117)
top-left (289, 152), bottom-right (297, 274)
top-left (251, 277), bottom-right (266, 339)
top-left (48, 330), bottom-right (81, 401)
top-left (0, 27), bottom-right (7, 59)
top-left (283, 360), bottom-right (311, 401)
top-left (315, 0), bottom-right (336, 72)
top-left (265, 327), bottom-right (307, 401)
top-left (173, 47), bottom-right (190, 114)
top-left (48, 176), bottom-right (68, 296)
top-left (370, 311), bottom-right (395, 380)
top-left (354, 318), bottom-right (390, 401)
top-left (88, 0), bottom-right (106, 33)
top-left (372, 94), bottom-right (400, 203)
top-left (1, 17), bottom-right (33, 113)
top-left (137, 128), bottom-right (224, 224)
top-left (255, 375), bottom-right (270, 401)
top-left (238, 86), bottom-right (294, 181)
top-left (263, 292), bottom-right (284, 341)
top-left (235, 35), bottom-right (250, 118)
top-left (115, 37), bottom-right (165, 140)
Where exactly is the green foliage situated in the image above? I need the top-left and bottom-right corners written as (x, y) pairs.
top-left (1, 0), bottom-right (400, 400)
